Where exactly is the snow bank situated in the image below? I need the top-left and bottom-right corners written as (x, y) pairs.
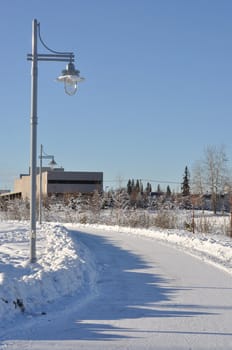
top-left (72, 223), bottom-right (232, 275)
top-left (0, 222), bottom-right (93, 323)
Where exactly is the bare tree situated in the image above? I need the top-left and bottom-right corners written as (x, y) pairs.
top-left (192, 160), bottom-right (205, 209)
top-left (205, 145), bottom-right (229, 213)
top-left (193, 145), bottom-right (229, 214)
top-left (192, 160), bottom-right (204, 195)
top-left (88, 190), bottom-right (102, 219)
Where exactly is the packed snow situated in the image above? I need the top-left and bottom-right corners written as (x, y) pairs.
top-left (0, 215), bottom-right (231, 349)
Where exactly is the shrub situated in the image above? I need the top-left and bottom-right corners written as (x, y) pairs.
top-left (153, 210), bottom-right (178, 229)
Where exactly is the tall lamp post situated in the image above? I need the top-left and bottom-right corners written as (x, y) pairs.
top-left (39, 144), bottom-right (57, 225)
top-left (27, 19), bottom-right (84, 263)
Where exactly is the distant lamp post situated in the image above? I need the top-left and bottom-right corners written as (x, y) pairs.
top-left (39, 144), bottom-right (57, 225)
top-left (27, 19), bottom-right (84, 263)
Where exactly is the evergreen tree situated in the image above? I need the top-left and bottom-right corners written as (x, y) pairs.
top-left (131, 179), bottom-right (135, 192)
top-left (145, 182), bottom-right (152, 194)
top-left (166, 185), bottom-right (171, 197)
top-left (140, 180), bottom-right (144, 195)
top-left (127, 179), bottom-right (132, 195)
top-left (135, 179), bottom-right (140, 193)
top-left (181, 166), bottom-right (190, 196)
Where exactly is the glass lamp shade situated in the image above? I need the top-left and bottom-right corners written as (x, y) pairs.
top-left (48, 158), bottom-right (57, 170)
top-left (57, 62), bottom-right (84, 95)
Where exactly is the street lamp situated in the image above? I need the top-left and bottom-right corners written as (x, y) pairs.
top-left (27, 19), bottom-right (84, 263)
top-left (57, 62), bottom-right (84, 95)
top-left (39, 144), bottom-right (57, 225)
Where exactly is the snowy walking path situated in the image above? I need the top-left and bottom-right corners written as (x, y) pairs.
top-left (1, 223), bottom-right (231, 349)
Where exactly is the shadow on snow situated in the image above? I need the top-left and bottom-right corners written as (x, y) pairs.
top-left (1, 229), bottom-right (220, 342)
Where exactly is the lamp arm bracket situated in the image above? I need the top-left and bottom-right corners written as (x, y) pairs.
top-left (27, 54), bottom-right (74, 62)
top-left (39, 155), bottom-right (54, 160)
top-left (38, 22), bottom-right (74, 57)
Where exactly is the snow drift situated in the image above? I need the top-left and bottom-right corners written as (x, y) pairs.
top-left (0, 222), bottom-right (95, 323)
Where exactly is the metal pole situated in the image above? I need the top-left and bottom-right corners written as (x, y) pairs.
top-left (30, 19), bottom-right (38, 263)
top-left (39, 144), bottom-right (43, 224)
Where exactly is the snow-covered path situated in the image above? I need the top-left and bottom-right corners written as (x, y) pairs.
top-left (2, 226), bottom-right (232, 349)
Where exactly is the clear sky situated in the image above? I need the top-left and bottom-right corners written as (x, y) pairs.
top-left (1, 0), bottom-right (232, 191)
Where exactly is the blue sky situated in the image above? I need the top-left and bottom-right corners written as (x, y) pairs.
top-left (1, 0), bottom-right (232, 191)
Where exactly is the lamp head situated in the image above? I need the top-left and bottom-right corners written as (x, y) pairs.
top-left (49, 157), bottom-right (57, 170)
top-left (57, 62), bottom-right (84, 95)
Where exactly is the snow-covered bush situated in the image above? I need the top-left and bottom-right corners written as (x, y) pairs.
top-left (153, 209), bottom-right (178, 229)
top-left (1, 193), bottom-right (232, 237)
top-left (0, 198), bottom-right (30, 221)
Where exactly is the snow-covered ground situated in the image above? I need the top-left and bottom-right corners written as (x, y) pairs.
top-left (0, 217), bottom-right (231, 349)
top-left (0, 222), bottom-right (97, 325)
top-left (95, 223), bottom-right (232, 275)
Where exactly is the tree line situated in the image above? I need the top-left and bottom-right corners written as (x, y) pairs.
top-left (0, 144), bottom-right (230, 215)
top-left (181, 145), bottom-right (231, 213)
top-left (122, 145), bottom-right (231, 213)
